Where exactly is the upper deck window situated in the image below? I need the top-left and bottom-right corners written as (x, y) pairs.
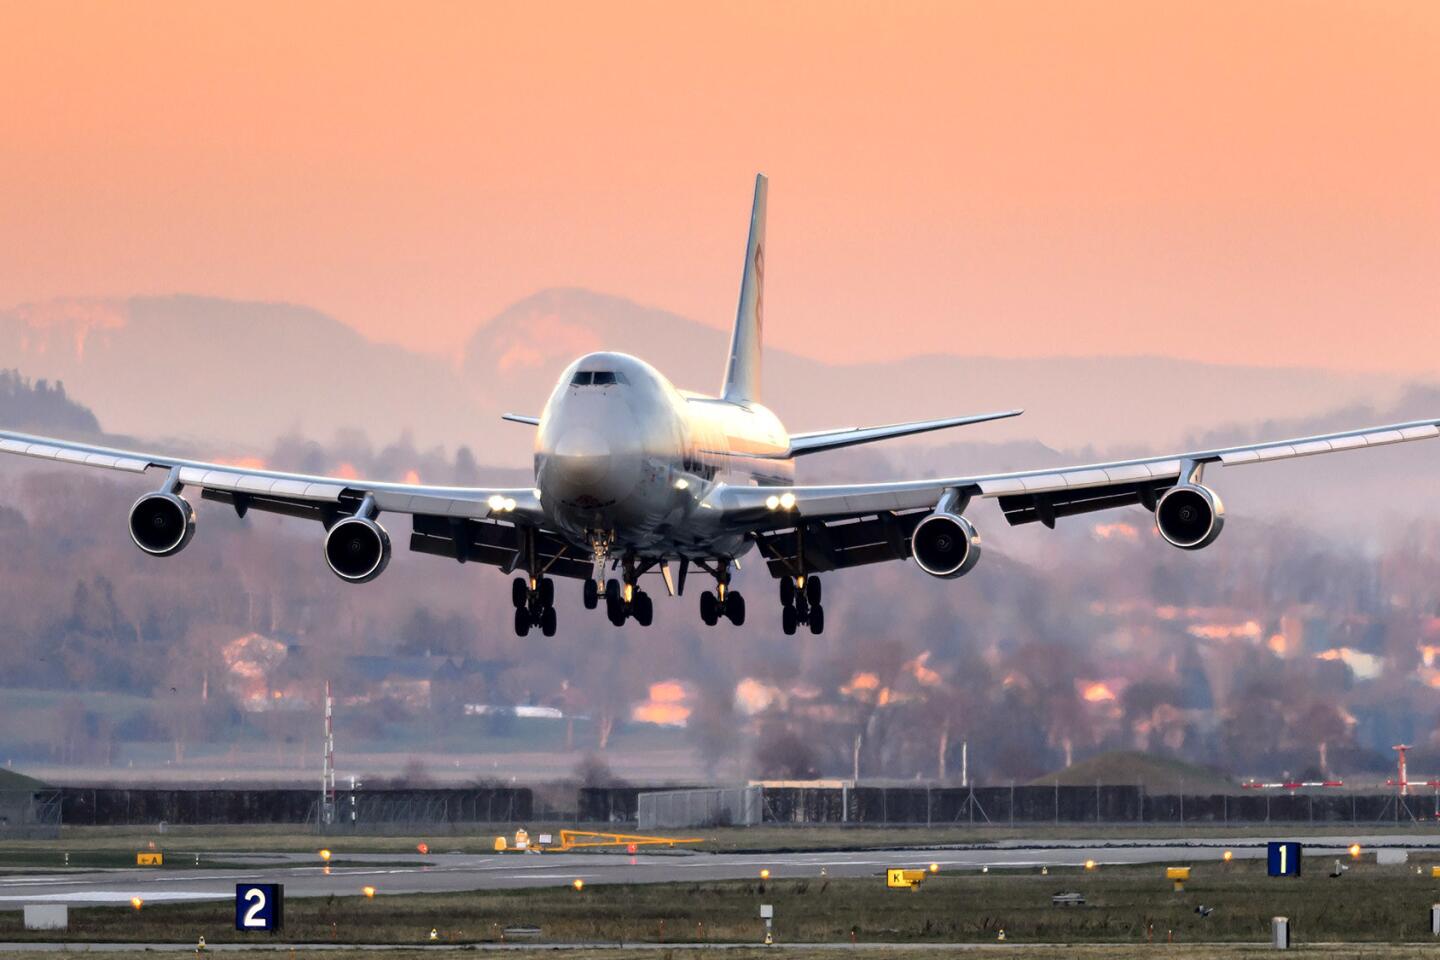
top-left (572, 370), bottom-right (628, 386)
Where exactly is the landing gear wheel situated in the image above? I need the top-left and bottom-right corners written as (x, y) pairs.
top-left (805, 576), bottom-right (822, 606)
top-left (605, 579), bottom-right (621, 603)
top-left (583, 578), bottom-right (599, 610)
top-left (540, 606), bottom-right (557, 637)
top-left (511, 577), bottom-right (528, 609)
top-left (779, 577), bottom-right (795, 606)
top-left (700, 590), bottom-right (719, 626)
top-left (782, 604), bottom-right (798, 636)
top-left (726, 591), bottom-right (746, 626)
top-left (513, 606), bottom-right (531, 637)
top-left (795, 595), bottom-right (809, 620)
top-left (634, 591), bottom-right (654, 627)
top-left (539, 578), bottom-right (555, 608)
top-left (606, 592), bottom-right (627, 627)
top-left (808, 604), bottom-right (824, 635)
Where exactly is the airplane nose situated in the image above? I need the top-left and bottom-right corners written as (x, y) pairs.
top-left (551, 427), bottom-right (612, 488)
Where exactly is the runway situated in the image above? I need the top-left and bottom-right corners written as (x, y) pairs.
top-left (0, 834), bottom-right (1435, 908)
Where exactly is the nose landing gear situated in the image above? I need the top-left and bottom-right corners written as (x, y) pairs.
top-left (780, 575), bottom-right (824, 635)
top-left (512, 576), bottom-right (558, 637)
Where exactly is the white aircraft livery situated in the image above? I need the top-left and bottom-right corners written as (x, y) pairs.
top-left (3, 175), bottom-right (1438, 637)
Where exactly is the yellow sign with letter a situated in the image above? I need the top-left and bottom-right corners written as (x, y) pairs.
top-left (137, 852), bottom-right (163, 866)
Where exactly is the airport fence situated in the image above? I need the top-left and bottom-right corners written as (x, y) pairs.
top-left (0, 788), bottom-right (61, 839)
top-left (638, 787), bottom-right (762, 829)
top-left (57, 786), bottom-right (532, 828)
top-left (624, 783), bottom-right (1440, 827)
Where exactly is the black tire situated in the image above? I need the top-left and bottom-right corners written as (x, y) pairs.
top-left (606, 578), bottom-right (621, 603)
top-left (541, 606), bottom-right (557, 637)
top-left (700, 590), bottom-right (718, 626)
top-left (727, 591), bottom-right (746, 626)
top-left (511, 577), bottom-right (528, 609)
top-left (779, 577), bottom-right (794, 606)
top-left (607, 593), bottom-right (626, 626)
top-left (634, 591), bottom-right (654, 627)
top-left (583, 578), bottom-right (599, 610)
top-left (782, 604), bottom-right (798, 636)
top-left (808, 604), bottom-right (824, 635)
top-left (513, 606), bottom-right (531, 637)
top-left (805, 576), bottom-right (822, 606)
top-left (795, 595), bottom-right (809, 619)
top-left (539, 577), bottom-right (555, 608)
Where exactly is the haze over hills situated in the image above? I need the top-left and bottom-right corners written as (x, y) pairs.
top-left (0, 290), bottom-right (1417, 469)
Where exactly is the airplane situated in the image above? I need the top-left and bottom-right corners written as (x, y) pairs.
top-left (2, 174), bottom-right (1438, 639)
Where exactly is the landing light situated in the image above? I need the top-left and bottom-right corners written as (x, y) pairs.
top-left (487, 494), bottom-right (506, 511)
top-left (779, 492), bottom-right (796, 510)
top-left (674, 478), bottom-right (689, 490)
top-left (765, 495), bottom-right (780, 511)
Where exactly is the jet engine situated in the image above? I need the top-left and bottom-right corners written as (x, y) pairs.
top-left (323, 515), bottom-right (391, 583)
top-left (910, 511), bottom-right (982, 579)
top-left (1155, 483), bottom-right (1225, 550)
top-left (128, 492), bottom-right (196, 557)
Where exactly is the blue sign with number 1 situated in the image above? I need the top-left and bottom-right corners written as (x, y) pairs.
top-left (236, 883), bottom-right (284, 931)
top-left (1267, 842), bottom-right (1302, 877)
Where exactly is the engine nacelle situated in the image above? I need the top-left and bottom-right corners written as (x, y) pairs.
top-left (128, 492), bottom-right (196, 557)
top-left (910, 511), bottom-right (982, 579)
top-left (1155, 483), bottom-right (1225, 550)
top-left (324, 515), bottom-right (391, 583)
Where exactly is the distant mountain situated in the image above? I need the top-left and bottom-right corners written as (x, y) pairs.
top-left (0, 290), bottom-right (1418, 470)
top-left (0, 370), bottom-right (101, 435)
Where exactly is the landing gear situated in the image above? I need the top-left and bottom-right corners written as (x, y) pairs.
top-left (780, 575), bottom-right (824, 635)
top-left (512, 575), bottom-right (558, 637)
top-left (697, 560), bottom-right (744, 626)
top-left (602, 574), bottom-right (654, 627)
top-left (583, 578), bottom-right (599, 610)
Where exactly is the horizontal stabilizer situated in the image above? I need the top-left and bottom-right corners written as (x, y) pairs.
top-left (788, 409), bottom-right (1022, 456)
top-left (502, 413), bottom-right (541, 426)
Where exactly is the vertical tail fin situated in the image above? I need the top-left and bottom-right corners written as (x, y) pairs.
top-left (722, 173), bottom-right (767, 404)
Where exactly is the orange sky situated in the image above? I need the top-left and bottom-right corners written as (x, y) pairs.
top-left (2, 1), bottom-right (1436, 371)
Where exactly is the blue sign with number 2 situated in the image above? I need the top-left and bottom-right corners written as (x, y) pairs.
top-left (236, 883), bottom-right (284, 931)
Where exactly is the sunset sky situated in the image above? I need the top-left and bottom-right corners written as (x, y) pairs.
top-left (2, 1), bottom-right (1436, 372)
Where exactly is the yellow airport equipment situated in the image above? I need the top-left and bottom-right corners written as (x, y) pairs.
top-left (136, 852), bottom-right (163, 866)
top-left (1431, 865), bottom-right (1440, 879)
top-left (887, 868), bottom-right (927, 889)
top-left (552, 830), bottom-right (703, 851)
top-left (493, 836), bottom-right (507, 852)
top-left (1166, 866), bottom-right (1191, 892)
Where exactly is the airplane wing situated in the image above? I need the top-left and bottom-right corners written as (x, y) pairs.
top-left (712, 418), bottom-right (1440, 578)
top-left (0, 428), bottom-right (592, 581)
top-left (787, 409), bottom-right (1023, 456)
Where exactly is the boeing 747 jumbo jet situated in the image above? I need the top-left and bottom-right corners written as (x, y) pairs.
top-left (2, 175), bottom-right (1438, 638)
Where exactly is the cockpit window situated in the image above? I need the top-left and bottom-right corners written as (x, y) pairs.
top-left (572, 370), bottom-right (628, 386)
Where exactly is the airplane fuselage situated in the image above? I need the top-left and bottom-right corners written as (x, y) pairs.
top-left (535, 351), bottom-right (791, 560)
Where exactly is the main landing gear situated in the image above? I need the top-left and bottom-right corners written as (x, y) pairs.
top-left (780, 575), bottom-right (824, 635)
top-left (512, 576), bottom-right (557, 637)
top-left (603, 578), bottom-right (654, 627)
top-left (698, 561), bottom-right (745, 627)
